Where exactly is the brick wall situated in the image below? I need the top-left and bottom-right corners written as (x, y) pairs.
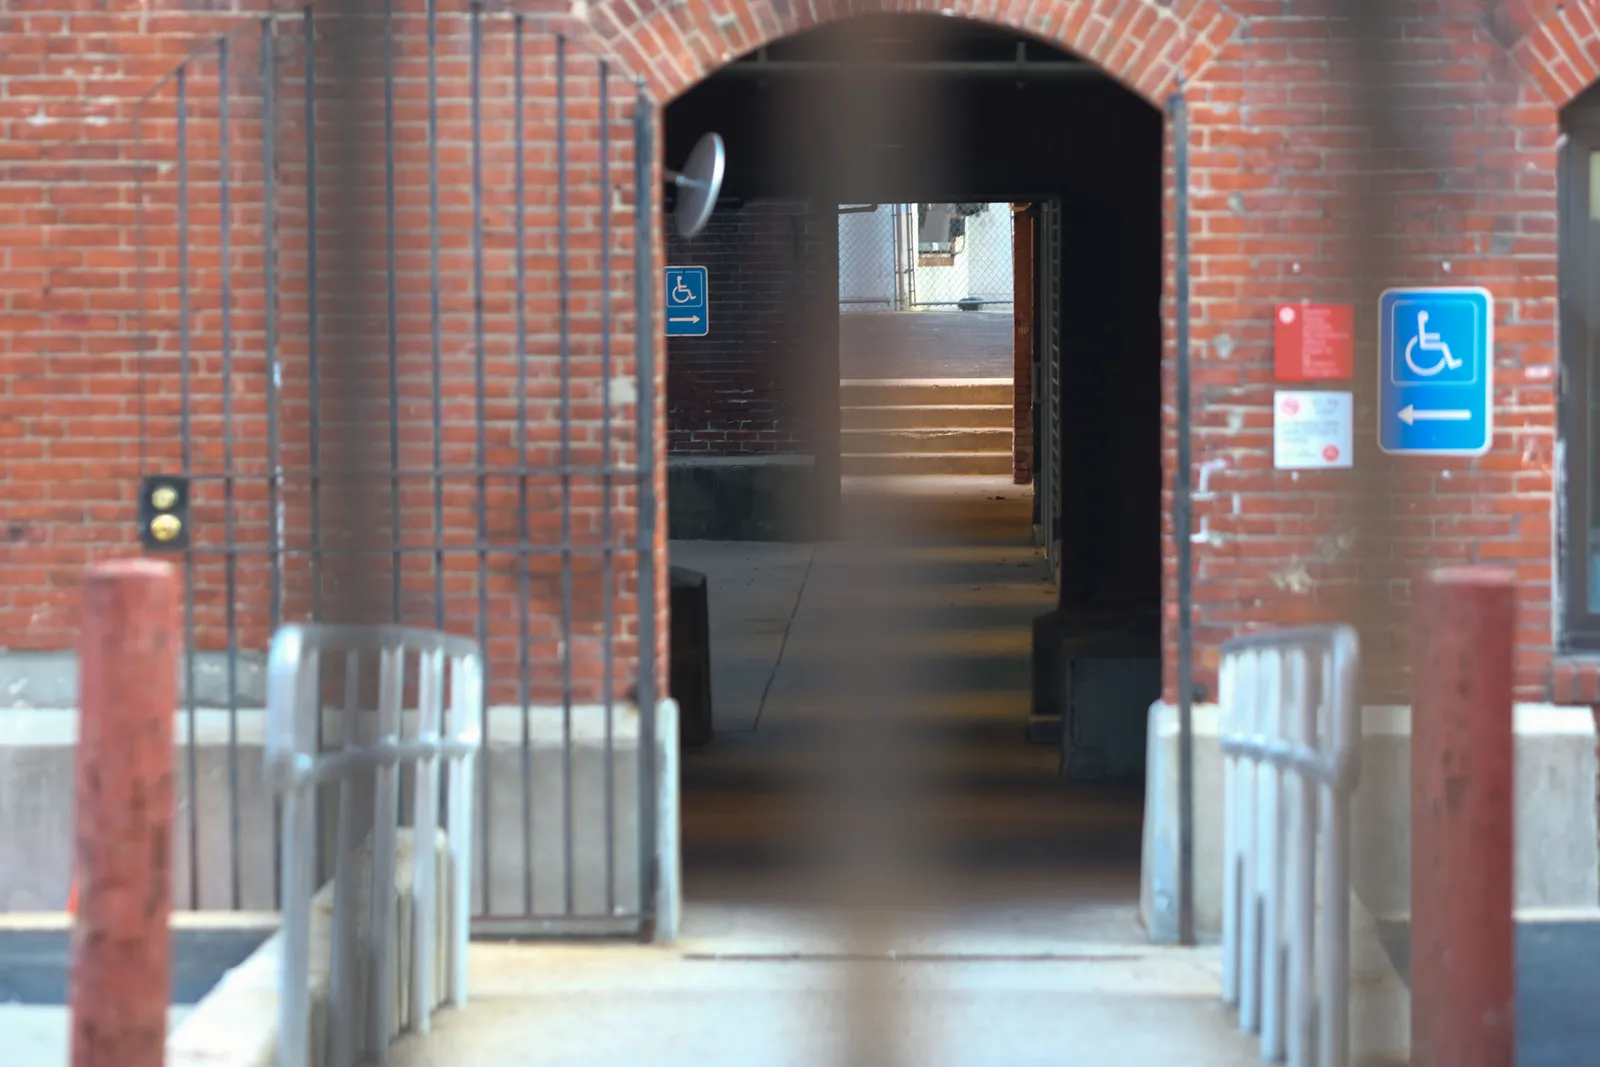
top-left (1, 4), bottom-right (661, 707)
top-left (665, 199), bottom-right (829, 455)
top-left (8, 0), bottom-right (1600, 713)
top-left (1, 3), bottom-right (256, 656)
top-left (573, 0), bottom-right (1578, 706)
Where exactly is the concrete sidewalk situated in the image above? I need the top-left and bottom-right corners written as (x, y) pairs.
top-left (387, 937), bottom-right (1265, 1067)
top-left (369, 477), bottom-right (1273, 1067)
top-left (377, 478), bottom-right (1264, 1067)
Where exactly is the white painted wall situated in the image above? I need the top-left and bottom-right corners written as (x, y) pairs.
top-left (837, 205), bottom-right (896, 310)
top-left (963, 204), bottom-right (1015, 303)
top-left (911, 203), bottom-right (1014, 308)
top-left (836, 202), bottom-right (1016, 311)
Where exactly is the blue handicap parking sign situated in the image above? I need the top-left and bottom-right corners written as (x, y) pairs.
top-left (1377, 286), bottom-right (1493, 456)
top-left (664, 266), bottom-right (709, 337)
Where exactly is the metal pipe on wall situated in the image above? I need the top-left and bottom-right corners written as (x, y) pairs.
top-left (634, 80), bottom-right (661, 939)
top-left (1168, 90), bottom-right (1197, 949)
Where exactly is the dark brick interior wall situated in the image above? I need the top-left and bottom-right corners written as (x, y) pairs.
top-left (665, 200), bottom-right (832, 455)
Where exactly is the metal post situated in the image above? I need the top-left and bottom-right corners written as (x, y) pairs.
top-left (599, 57), bottom-right (618, 916)
top-left (511, 14), bottom-right (530, 919)
top-left (556, 34), bottom-right (577, 918)
top-left (69, 560), bottom-right (180, 1067)
top-left (633, 82), bottom-right (660, 938)
top-left (1168, 89), bottom-right (1197, 948)
top-left (176, 61), bottom-right (202, 912)
top-left (1410, 566), bottom-right (1516, 1067)
top-left (218, 33), bottom-right (244, 912)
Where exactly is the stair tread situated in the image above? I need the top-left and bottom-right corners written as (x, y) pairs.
top-left (840, 451), bottom-right (1016, 458)
top-left (840, 377), bottom-right (1012, 386)
top-left (842, 403), bottom-right (1013, 411)
top-left (841, 427), bottom-right (1011, 435)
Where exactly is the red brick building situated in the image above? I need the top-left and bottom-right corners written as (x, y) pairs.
top-left (5, 0), bottom-right (1600, 922)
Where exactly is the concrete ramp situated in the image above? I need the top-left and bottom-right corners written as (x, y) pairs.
top-left (386, 937), bottom-right (1267, 1067)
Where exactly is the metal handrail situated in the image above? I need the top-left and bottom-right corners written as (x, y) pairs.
top-left (266, 623), bottom-right (484, 1067)
top-left (1219, 624), bottom-right (1361, 1067)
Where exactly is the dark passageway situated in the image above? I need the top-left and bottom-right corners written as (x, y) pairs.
top-left (675, 478), bottom-right (1147, 944)
top-left (662, 15), bottom-right (1165, 945)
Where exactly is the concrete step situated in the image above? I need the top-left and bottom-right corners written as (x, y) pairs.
top-left (840, 377), bottom-right (1012, 408)
top-left (840, 451), bottom-right (1015, 476)
top-left (841, 427), bottom-right (1014, 455)
top-left (842, 403), bottom-right (1013, 431)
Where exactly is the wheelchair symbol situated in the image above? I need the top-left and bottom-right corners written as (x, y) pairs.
top-left (670, 276), bottom-right (697, 305)
top-left (1402, 310), bottom-right (1462, 377)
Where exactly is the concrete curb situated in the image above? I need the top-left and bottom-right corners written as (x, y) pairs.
top-left (0, 911), bottom-right (281, 934)
top-left (1142, 701), bottom-right (1600, 943)
top-left (166, 830), bottom-right (455, 1067)
top-left (1349, 891), bottom-right (1410, 1066)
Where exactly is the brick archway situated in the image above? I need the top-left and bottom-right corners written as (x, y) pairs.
top-left (1510, 0), bottom-right (1600, 107)
top-left (585, 0), bottom-right (1241, 104)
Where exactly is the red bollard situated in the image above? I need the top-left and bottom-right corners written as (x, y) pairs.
top-left (1410, 566), bottom-right (1516, 1067)
top-left (69, 560), bottom-right (180, 1067)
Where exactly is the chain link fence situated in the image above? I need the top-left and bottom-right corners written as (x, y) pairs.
top-left (837, 202), bottom-right (1014, 314)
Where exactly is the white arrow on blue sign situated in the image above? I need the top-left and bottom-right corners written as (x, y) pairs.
top-left (664, 266), bottom-right (709, 337)
top-left (1377, 286), bottom-right (1493, 457)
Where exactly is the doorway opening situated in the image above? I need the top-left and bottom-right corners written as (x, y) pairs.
top-left (662, 14), bottom-right (1164, 947)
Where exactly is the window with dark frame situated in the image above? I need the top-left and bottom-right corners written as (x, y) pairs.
top-left (1560, 94), bottom-right (1600, 650)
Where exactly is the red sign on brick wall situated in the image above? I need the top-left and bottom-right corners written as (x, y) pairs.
top-left (1274, 303), bottom-right (1354, 382)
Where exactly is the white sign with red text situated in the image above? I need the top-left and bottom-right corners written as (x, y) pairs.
top-left (1273, 390), bottom-right (1353, 470)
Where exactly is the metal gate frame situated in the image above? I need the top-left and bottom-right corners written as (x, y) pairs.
top-left (131, 5), bottom-right (661, 939)
top-left (1036, 197), bottom-right (1063, 580)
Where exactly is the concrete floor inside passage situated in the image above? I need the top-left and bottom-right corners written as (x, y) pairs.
top-left (671, 474), bottom-right (1150, 953)
top-left (383, 476), bottom-right (1271, 1067)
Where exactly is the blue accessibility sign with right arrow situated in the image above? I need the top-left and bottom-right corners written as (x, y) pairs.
top-left (664, 266), bottom-right (709, 337)
top-left (1377, 286), bottom-right (1494, 456)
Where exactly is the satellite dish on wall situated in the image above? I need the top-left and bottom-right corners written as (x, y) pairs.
top-left (667, 132), bottom-right (726, 239)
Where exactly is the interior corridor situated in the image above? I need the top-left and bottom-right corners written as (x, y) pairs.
top-left (673, 475), bottom-right (1148, 951)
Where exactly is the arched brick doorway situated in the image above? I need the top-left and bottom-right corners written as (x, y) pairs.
top-left (640, 5), bottom-right (1197, 937)
top-left (562, 0), bottom-right (1243, 709)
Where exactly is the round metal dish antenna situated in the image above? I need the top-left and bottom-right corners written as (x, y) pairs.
top-left (667, 132), bottom-right (726, 239)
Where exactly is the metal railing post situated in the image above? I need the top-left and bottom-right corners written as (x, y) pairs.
top-left (1411, 567), bottom-right (1516, 1067)
top-left (69, 560), bottom-right (181, 1067)
top-left (1219, 625), bottom-right (1361, 1067)
top-left (267, 624), bottom-right (484, 1067)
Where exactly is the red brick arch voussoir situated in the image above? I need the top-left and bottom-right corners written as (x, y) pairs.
top-left (1511, 0), bottom-right (1600, 107)
top-left (584, 0), bottom-right (1242, 106)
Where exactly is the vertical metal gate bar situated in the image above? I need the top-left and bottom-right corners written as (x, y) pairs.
top-left (177, 61), bottom-right (201, 911)
top-left (135, 98), bottom-right (149, 474)
top-left (556, 34), bottom-right (576, 917)
top-left (383, 0), bottom-right (403, 622)
top-left (261, 20), bottom-right (285, 909)
top-left (468, 2), bottom-right (493, 919)
top-left (1170, 91), bottom-right (1197, 949)
top-left (512, 14), bottom-right (531, 918)
top-left (304, 9), bottom-right (326, 881)
top-left (304, 6), bottom-right (323, 627)
top-left (218, 35), bottom-right (245, 910)
top-left (262, 20), bottom-right (282, 646)
top-left (906, 204), bottom-right (916, 307)
top-left (426, 0), bottom-right (445, 631)
top-left (1051, 202), bottom-right (1060, 571)
top-left (598, 57), bottom-right (616, 916)
top-left (632, 82), bottom-right (659, 935)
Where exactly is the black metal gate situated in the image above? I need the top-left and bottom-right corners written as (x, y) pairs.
top-left (1036, 198), bottom-right (1063, 578)
top-left (131, 5), bottom-right (660, 938)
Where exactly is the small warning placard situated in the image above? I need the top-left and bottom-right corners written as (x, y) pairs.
top-left (1274, 303), bottom-right (1354, 382)
top-left (1273, 390), bottom-right (1353, 471)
